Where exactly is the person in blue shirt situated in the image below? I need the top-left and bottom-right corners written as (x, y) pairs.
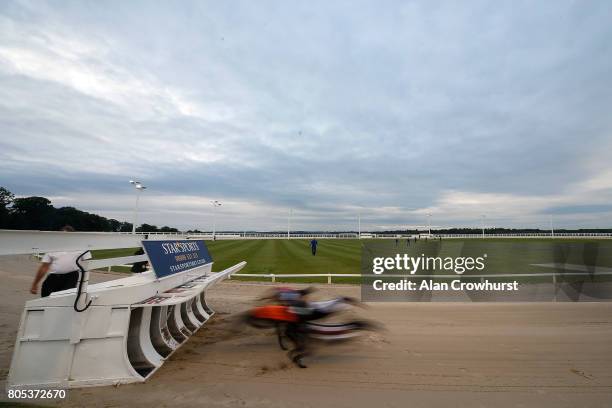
top-left (310, 239), bottom-right (318, 256)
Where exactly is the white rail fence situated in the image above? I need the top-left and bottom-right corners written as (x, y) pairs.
top-left (187, 232), bottom-right (612, 239)
top-left (231, 271), bottom-right (612, 285)
top-left (2, 229), bottom-right (612, 256)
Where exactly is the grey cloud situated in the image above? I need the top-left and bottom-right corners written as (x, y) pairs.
top-left (545, 205), bottom-right (612, 215)
top-left (1, 0), bottom-right (611, 230)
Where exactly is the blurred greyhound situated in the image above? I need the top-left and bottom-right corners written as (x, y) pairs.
top-left (243, 287), bottom-right (380, 367)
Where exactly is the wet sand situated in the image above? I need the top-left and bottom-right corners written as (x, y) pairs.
top-left (1, 255), bottom-right (611, 407)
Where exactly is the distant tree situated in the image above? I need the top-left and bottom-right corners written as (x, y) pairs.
top-left (10, 196), bottom-right (55, 230)
top-left (0, 186), bottom-right (14, 208)
top-left (160, 226), bottom-right (179, 233)
top-left (137, 223), bottom-right (159, 232)
top-left (52, 207), bottom-right (113, 231)
top-left (52, 206), bottom-right (83, 230)
top-left (0, 187), bottom-right (185, 232)
top-left (119, 222), bottom-right (133, 232)
top-left (108, 219), bottom-right (121, 232)
top-left (0, 186), bottom-right (15, 228)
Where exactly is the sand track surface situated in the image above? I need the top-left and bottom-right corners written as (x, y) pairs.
top-left (1, 255), bottom-right (611, 407)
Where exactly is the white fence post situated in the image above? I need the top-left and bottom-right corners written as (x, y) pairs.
top-left (328, 274), bottom-right (332, 284)
top-left (271, 274), bottom-right (275, 283)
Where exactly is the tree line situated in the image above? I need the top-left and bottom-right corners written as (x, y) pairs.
top-left (0, 187), bottom-right (179, 233)
top-left (2, 186), bottom-right (609, 234)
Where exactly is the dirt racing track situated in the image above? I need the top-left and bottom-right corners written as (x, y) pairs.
top-left (1, 255), bottom-right (612, 408)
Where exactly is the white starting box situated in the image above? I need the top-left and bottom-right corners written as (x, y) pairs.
top-left (7, 239), bottom-right (245, 389)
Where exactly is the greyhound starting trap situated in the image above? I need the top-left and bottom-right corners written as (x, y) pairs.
top-left (7, 239), bottom-right (245, 389)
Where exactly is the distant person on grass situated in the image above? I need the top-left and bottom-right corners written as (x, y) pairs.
top-left (310, 239), bottom-right (318, 256)
top-left (30, 226), bottom-right (92, 297)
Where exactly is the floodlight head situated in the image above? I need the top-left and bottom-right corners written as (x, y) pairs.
top-left (129, 180), bottom-right (135, 184)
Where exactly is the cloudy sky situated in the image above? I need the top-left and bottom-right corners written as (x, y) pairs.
top-left (1, 0), bottom-right (611, 231)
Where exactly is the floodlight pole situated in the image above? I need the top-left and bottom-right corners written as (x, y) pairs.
top-left (287, 209), bottom-right (292, 239)
top-left (133, 193), bottom-right (140, 234)
top-left (129, 180), bottom-right (147, 234)
top-left (481, 214), bottom-right (486, 239)
top-left (427, 213), bottom-right (431, 235)
top-left (550, 215), bottom-right (554, 237)
top-left (211, 200), bottom-right (222, 239)
top-left (358, 213), bottom-right (361, 239)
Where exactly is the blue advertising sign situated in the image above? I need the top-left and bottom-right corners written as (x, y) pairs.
top-left (142, 239), bottom-right (213, 278)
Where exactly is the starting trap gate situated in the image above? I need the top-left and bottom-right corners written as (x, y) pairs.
top-left (7, 238), bottom-right (245, 388)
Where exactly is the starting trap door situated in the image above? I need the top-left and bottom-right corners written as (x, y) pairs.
top-left (7, 239), bottom-right (245, 389)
